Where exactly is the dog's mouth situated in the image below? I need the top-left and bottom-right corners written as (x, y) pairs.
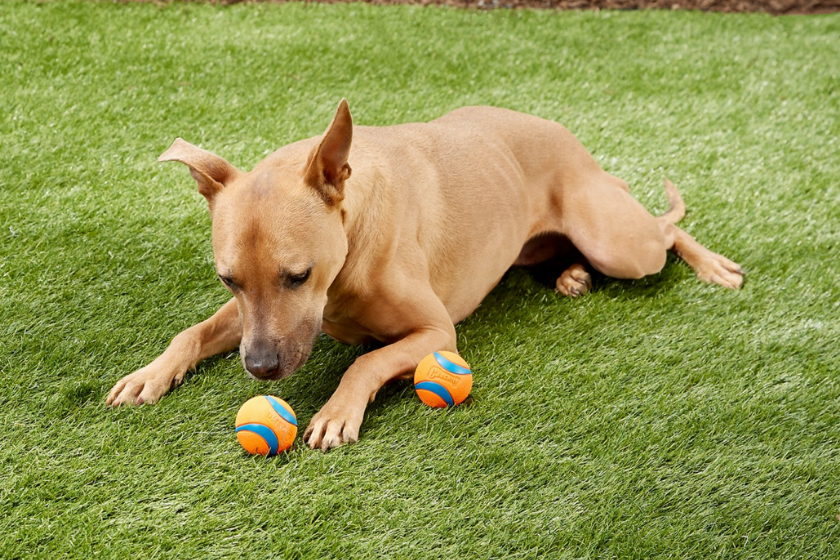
top-left (241, 317), bottom-right (321, 381)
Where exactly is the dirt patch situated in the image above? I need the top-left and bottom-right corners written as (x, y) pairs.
top-left (211, 0), bottom-right (840, 15)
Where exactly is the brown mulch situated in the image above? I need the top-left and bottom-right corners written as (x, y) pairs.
top-left (214, 0), bottom-right (840, 14)
top-left (433, 0), bottom-right (838, 13)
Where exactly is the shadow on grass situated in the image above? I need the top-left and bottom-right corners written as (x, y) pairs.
top-left (525, 252), bottom-right (686, 302)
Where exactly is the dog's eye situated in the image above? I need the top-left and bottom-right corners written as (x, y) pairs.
top-left (289, 268), bottom-right (311, 287)
top-left (218, 275), bottom-right (237, 290)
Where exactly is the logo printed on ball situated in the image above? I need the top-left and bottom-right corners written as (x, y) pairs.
top-left (428, 366), bottom-right (461, 385)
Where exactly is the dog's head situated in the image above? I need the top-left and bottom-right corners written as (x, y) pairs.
top-left (159, 100), bottom-right (353, 380)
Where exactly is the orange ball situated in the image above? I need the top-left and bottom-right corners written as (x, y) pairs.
top-left (414, 351), bottom-right (472, 408)
top-left (235, 395), bottom-right (297, 456)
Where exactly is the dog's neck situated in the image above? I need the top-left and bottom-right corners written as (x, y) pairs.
top-left (325, 162), bottom-right (393, 309)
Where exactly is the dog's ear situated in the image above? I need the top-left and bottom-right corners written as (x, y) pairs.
top-left (158, 138), bottom-right (238, 202)
top-left (304, 99), bottom-right (353, 205)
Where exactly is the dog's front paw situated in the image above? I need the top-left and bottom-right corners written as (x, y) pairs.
top-left (303, 399), bottom-right (364, 451)
top-left (106, 364), bottom-right (183, 406)
top-left (696, 253), bottom-right (744, 290)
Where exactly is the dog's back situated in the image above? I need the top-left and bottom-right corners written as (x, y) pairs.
top-left (333, 107), bottom-right (620, 320)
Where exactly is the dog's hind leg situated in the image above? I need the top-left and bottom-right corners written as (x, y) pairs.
top-left (660, 223), bottom-right (744, 289)
top-left (656, 180), bottom-right (743, 289)
top-left (553, 176), bottom-right (631, 297)
top-left (560, 175), bottom-right (670, 282)
top-left (562, 176), bottom-right (742, 289)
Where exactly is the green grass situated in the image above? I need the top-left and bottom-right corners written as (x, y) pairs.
top-left (1, 1), bottom-right (839, 557)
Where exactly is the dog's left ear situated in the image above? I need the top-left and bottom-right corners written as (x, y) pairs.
top-left (304, 99), bottom-right (353, 205)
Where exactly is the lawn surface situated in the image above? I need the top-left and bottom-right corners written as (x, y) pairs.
top-left (1, 1), bottom-right (839, 558)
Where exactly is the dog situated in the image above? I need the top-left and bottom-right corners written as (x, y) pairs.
top-left (106, 100), bottom-right (743, 450)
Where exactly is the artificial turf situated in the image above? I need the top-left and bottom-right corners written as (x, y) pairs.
top-left (0, 1), bottom-right (838, 558)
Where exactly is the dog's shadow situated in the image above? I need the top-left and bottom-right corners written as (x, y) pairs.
top-left (523, 251), bottom-right (680, 301)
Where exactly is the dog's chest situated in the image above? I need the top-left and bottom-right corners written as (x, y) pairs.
top-left (321, 316), bottom-right (375, 346)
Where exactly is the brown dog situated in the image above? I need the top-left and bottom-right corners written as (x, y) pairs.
top-left (106, 101), bottom-right (743, 450)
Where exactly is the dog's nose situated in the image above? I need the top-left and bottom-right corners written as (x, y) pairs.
top-left (244, 351), bottom-right (280, 379)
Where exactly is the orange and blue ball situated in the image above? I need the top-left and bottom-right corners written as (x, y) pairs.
top-left (414, 351), bottom-right (472, 408)
top-left (235, 395), bottom-right (297, 456)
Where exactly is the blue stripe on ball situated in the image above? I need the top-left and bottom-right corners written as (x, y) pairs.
top-left (433, 352), bottom-right (471, 375)
top-left (414, 381), bottom-right (455, 407)
top-left (236, 423), bottom-right (280, 456)
top-left (265, 396), bottom-right (297, 426)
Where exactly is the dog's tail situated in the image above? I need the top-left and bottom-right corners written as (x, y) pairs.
top-left (658, 178), bottom-right (686, 225)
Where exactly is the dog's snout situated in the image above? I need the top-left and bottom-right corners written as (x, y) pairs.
top-left (244, 349), bottom-right (280, 379)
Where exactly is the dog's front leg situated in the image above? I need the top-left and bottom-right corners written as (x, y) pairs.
top-left (303, 324), bottom-right (456, 451)
top-left (107, 298), bottom-right (241, 406)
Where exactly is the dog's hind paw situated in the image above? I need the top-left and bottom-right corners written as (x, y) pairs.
top-left (555, 263), bottom-right (592, 298)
